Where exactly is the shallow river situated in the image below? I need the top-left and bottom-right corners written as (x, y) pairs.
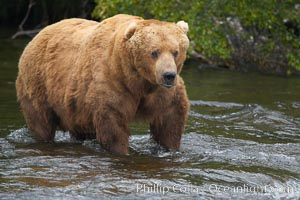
top-left (0, 36), bottom-right (299, 200)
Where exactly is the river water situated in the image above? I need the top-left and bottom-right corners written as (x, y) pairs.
top-left (0, 36), bottom-right (299, 200)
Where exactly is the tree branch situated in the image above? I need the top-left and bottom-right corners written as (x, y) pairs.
top-left (11, 29), bottom-right (42, 39)
top-left (191, 50), bottom-right (213, 65)
top-left (11, 0), bottom-right (38, 39)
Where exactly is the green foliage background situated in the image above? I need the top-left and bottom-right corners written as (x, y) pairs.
top-left (93, 0), bottom-right (300, 74)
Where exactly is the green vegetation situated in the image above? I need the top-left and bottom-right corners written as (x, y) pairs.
top-left (93, 0), bottom-right (300, 75)
top-left (0, 0), bottom-right (299, 75)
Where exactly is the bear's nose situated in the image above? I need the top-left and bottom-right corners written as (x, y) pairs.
top-left (163, 72), bottom-right (176, 86)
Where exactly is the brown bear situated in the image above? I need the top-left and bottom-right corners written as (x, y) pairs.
top-left (16, 14), bottom-right (190, 155)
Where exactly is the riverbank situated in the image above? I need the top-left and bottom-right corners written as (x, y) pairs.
top-left (1, 26), bottom-right (299, 77)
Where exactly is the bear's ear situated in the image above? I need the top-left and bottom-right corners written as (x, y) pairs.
top-left (124, 22), bottom-right (137, 40)
top-left (176, 21), bottom-right (189, 34)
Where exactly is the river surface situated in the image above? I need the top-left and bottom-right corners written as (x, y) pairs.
top-left (0, 35), bottom-right (299, 200)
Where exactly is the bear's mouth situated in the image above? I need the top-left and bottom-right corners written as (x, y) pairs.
top-left (162, 83), bottom-right (174, 88)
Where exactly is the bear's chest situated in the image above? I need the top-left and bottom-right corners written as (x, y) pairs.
top-left (135, 89), bottom-right (174, 119)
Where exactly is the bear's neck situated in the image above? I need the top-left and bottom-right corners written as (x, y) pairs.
top-left (107, 39), bottom-right (159, 102)
top-left (118, 64), bottom-right (158, 101)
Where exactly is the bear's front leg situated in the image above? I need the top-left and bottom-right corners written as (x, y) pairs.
top-left (150, 87), bottom-right (189, 151)
top-left (94, 111), bottom-right (130, 155)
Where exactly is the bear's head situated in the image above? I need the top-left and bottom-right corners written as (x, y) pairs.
top-left (124, 19), bottom-right (189, 88)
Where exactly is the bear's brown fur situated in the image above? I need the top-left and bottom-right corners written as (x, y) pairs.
top-left (16, 14), bottom-right (190, 155)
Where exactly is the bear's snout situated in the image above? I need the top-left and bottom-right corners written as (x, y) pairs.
top-left (162, 72), bottom-right (176, 88)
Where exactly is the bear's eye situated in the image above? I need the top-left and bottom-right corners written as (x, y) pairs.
top-left (151, 50), bottom-right (160, 58)
top-left (172, 50), bottom-right (179, 58)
